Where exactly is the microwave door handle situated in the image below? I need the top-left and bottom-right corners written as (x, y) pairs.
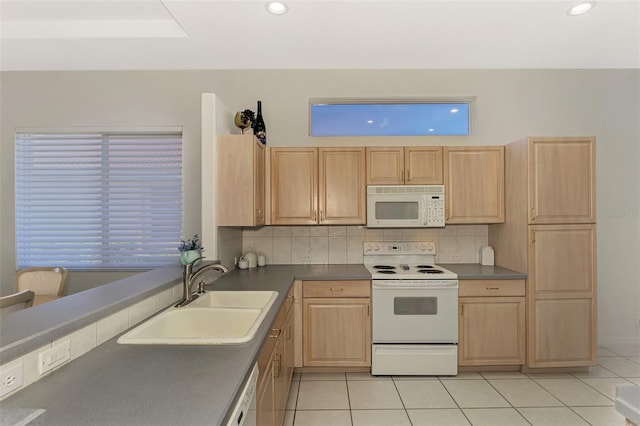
top-left (422, 194), bottom-right (429, 226)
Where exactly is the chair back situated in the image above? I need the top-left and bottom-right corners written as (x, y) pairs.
top-left (14, 267), bottom-right (68, 306)
top-left (0, 289), bottom-right (36, 314)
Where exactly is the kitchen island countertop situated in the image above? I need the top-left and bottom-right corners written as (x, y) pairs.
top-left (0, 264), bottom-right (368, 426)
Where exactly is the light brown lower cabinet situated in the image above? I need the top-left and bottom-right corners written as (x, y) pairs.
top-left (458, 280), bottom-right (525, 367)
top-left (302, 280), bottom-right (371, 367)
top-left (257, 288), bottom-right (294, 426)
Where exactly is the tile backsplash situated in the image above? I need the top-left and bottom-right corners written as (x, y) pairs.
top-left (241, 225), bottom-right (488, 265)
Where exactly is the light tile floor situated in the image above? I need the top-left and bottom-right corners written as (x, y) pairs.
top-left (284, 344), bottom-right (640, 426)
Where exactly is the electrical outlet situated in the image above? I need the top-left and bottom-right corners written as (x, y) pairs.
top-left (0, 363), bottom-right (24, 397)
top-left (38, 340), bottom-right (71, 375)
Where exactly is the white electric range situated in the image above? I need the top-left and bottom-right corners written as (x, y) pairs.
top-left (364, 241), bottom-right (459, 376)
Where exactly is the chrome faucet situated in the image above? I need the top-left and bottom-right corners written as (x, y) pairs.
top-left (176, 257), bottom-right (229, 307)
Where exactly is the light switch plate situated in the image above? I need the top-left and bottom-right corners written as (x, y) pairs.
top-left (38, 340), bottom-right (71, 375)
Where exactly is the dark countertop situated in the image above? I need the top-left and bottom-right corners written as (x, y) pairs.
top-left (0, 264), bottom-right (369, 426)
top-left (0, 262), bottom-right (523, 426)
top-left (442, 263), bottom-right (527, 280)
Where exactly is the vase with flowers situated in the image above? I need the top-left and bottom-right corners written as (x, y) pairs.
top-left (178, 234), bottom-right (204, 266)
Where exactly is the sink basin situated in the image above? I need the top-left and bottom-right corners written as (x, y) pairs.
top-left (117, 291), bottom-right (278, 345)
top-left (191, 291), bottom-right (278, 309)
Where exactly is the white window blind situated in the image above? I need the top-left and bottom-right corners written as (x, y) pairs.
top-left (15, 131), bottom-right (182, 270)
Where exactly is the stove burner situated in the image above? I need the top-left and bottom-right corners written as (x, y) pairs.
top-left (377, 270), bottom-right (397, 274)
top-left (373, 265), bottom-right (396, 270)
top-left (417, 269), bottom-right (443, 274)
top-left (416, 265), bottom-right (435, 269)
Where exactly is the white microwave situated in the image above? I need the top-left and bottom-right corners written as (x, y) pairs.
top-left (366, 185), bottom-right (445, 228)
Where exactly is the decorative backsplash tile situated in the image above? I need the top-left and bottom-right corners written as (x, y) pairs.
top-left (241, 225), bottom-right (488, 265)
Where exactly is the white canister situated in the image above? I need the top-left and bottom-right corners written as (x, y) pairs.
top-left (480, 246), bottom-right (495, 266)
top-left (243, 250), bottom-right (258, 268)
top-left (257, 255), bottom-right (267, 267)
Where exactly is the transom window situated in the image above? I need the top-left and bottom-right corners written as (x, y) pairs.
top-left (310, 100), bottom-right (472, 137)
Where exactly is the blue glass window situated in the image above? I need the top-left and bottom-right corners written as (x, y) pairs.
top-left (310, 102), bottom-right (470, 137)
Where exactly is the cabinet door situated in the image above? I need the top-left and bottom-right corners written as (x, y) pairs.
top-left (319, 147), bottom-right (366, 224)
top-left (528, 137), bottom-right (595, 224)
top-left (444, 146), bottom-right (505, 224)
top-left (459, 297), bottom-right (525, 366)
top-left (529, 224), bottom-right (596, 296)
top-left (529, 298), bottom-right (595, 368)
top-left (303, 298), bottom-right (371, 367)
top-left (273, 330), bottom-right (286, 426)
top-left (254, 140), bottom-right (266, 225)
top-left (256, 351), bottom-right (275, 426)
top-left (527, 224), bottom-right (596, 368)
top-left (270, 148), bottom-right (318, 225)
top-left (405, 146), bottom-right (443, 184)
top-left (366, 147), bottom-right (404, 184)
top-left (217, 135), bottom-right (264, 226)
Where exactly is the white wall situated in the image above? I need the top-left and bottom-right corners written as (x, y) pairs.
top-left (1, 69), bottom-right (638, 344)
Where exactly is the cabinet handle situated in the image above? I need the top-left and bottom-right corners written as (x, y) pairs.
top-left (367, 303), bottom-right (370, 317)
top-left (401, 170), bottom-right (404, 181)
top-left (314, 209), bottom-right (318, 221)
top-left (320, 210), bottom-right (324, 221)
top-left (486, 286), bottom-right (499, 290)
top-left (330, 287), bottom-right (344, 291)
top-left (460, 303), bottom-right (463, 316)
top-left (286, 323), bottom-right (292, 340)
top-left (269, 328), bottom-right (281, 338)
top-left (273, 355), bottom-right (280, 378)
top-left (406, 170), bottom-right (410, 181)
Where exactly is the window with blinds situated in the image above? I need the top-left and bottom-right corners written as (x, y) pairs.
top-left (15, 131), bottom-right (183, 270)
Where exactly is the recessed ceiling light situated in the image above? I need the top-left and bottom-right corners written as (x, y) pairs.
top-left (569, 2), bottom-right (594, 16)
top-left (266, 2), bottom-right (288, 15)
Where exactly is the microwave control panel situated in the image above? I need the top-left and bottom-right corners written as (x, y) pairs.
top-left (425, 194), bottom-right (445, 227)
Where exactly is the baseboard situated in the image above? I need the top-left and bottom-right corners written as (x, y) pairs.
top-left (598, 337), bottom-right (640, 347)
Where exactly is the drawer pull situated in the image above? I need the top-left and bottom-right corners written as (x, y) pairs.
top-left (486, 286), bottom-right (500, 290)
top-left (330, 287), bottom-right (344, 291)
top-left (269, 328), bottom-right (281, 338)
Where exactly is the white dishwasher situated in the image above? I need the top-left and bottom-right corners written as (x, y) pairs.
top-left (226, 363), bottom-right (258, 426)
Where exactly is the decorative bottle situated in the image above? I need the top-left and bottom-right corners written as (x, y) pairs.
top-left (253, 100), bottom-right (267, 144)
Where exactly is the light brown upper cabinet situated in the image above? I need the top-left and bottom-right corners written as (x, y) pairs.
top-left (443, 146), bottom-right (505, 224)
top-left (217, 135), bottom-right (266, 226)
top-left (366, 146), bottom-right (443, 185)
top-left (528, 137), bottom-right (595, 224)
top-left (271, 147), bottom-right (366, 225)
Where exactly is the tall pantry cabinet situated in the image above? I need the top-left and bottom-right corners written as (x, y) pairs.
top-left (489, 136), bottom-right (596, 369)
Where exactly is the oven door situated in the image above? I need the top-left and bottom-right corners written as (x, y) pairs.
top-left (372, 281), bottom-right (458, 343)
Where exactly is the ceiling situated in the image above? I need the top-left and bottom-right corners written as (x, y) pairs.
top-left (1, 0), bottom-right (639, 71)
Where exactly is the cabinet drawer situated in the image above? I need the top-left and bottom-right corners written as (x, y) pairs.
top-left (303, 280), bottom-right (370, 298)
top-left (459, 280), bottom-right (525, 297)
